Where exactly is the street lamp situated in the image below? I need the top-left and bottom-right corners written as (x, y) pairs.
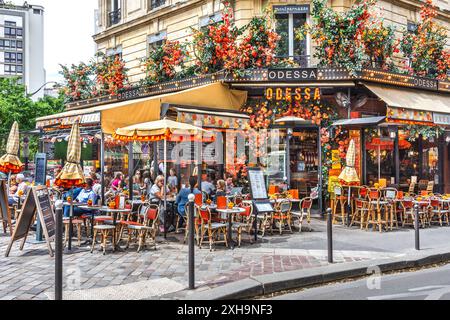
top-left (27, 81), bottom-right (61, 97)
top-left (22, 136), bottom-right (29, 171)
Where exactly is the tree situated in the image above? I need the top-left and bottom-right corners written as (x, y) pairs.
top-left (0, 77), bottom-right (65, 159)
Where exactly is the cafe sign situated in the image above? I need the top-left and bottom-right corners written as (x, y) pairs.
top-left (268, 68), bottom-right (318, 82)
top-left (433, 112), bottom-right (450, 126)
top-left (265, 87), bottom-right (321, 102)
top-left (273, 5), bottom-right (310, 14)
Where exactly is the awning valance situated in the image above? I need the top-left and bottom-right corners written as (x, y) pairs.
top-left (36, 82), bottom-right (248, 134)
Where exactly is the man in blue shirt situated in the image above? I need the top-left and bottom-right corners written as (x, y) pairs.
top-left (64, 178), bottom-right (97, 217)
top-left (176, 176), bottom-right (201, 229)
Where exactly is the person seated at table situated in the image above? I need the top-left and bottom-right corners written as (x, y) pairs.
top-left (8, 174), bottom-right (29, 205)
top-left (167, 168), bottom-right (178, 192)
top-left (63, 178), bottom-right (98, 218)
top-left (111, 172), bottom-right (123, 192)
top-left (215, 179), bottom-right (227, 198)
top-left (201, 174), bottom-right (215, 196)
top-left (176, 176), bottom-right (201, 229)
top-left (149, 175), bottom-right (170, 204)
top-left (225, 177), bottom-right (234, 194)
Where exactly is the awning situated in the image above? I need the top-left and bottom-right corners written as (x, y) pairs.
top-left (332, 116), bottom-right (386, 128)
top-left (364, 83), bottom-right (450, 114)
top-left (36, 82), bottom-right (248, 134)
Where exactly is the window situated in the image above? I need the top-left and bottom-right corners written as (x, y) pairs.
top-left (33, 9), bottom-right (42, 15)
top-left (108, 0), bottom-right (121, 26)
top-left (199, 12), bottom-right (222, 29)
top-left (106, 46), bottom-right (122, 59)
top-left (148, 31), bottom-right (167, 51)
top-left (16, 28), bottom-right (23, 37)
top-left (5, 65), bottom-right (11, 73)
top-left (17, 53), bottom-right (23, 63)
top-left (10, 40), bottom-right (16, 48)
top-left (17, 40), bottom-right (22, 48)
top-left (274, 5), bottom-right (309, 66)
top-left (5, 21), bottom-right (16, 26)
top-left (17, 65), bottom-right (23, 73)
top-left (4, 40), bottom-right (10, 48)
top-left (150, 0), bottom-right (165, 10)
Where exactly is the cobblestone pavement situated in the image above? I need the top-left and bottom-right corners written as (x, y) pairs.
top-left (1, 218), bottom-right (440, 300)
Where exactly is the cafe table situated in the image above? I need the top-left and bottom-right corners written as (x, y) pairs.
top-left (216, 207), bottom-right (246, 250)
top-left (97, 206), bottom-right (132, 249)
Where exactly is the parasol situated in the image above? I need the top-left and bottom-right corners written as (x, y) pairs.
top-left (338, 139), bottom-right (360, 226)
top-left (114, 118), bottom-right (211, 236)
top-left (0, 121), bottom-right (24, 196)
top-left (54, 121), bottom-right (85, 251)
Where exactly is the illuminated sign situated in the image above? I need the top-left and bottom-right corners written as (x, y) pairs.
top-left (265, 87), bottom-right (321, 102)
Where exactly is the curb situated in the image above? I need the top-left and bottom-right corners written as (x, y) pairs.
top-left (184, 249), bottom-right (450, 300)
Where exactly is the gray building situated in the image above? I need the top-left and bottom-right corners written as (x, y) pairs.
top-left (0, 1), bottom-right (45, 100)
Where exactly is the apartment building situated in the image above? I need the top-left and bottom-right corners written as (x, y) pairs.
top-left (0, 1), bottom-right (45, 100)
top-left (93, 0), bottom-right (450, 84)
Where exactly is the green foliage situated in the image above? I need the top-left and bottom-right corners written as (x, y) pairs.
top-left (0, 77), bottom-right (65, 159)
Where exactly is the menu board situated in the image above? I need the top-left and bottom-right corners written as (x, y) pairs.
top-left (34, 153), bottom-right (47, 186)
top-left (0, 180), bottom-right (12, 234)
top-left (5, 186), bottom-right (54, 257)
top-left (247, 168), bottom-right (268, 200)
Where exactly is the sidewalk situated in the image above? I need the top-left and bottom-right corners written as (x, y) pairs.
top-left (0, 219), bottom-right (449, 300)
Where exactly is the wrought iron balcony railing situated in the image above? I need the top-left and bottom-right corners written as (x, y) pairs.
top-left (150, 0), bottom-right (165, 10)
top-left (108, 8), bottom-right (121, 27)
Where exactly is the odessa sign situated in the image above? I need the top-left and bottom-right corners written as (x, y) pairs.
top-left (268, 68), bottom-right (318, 82)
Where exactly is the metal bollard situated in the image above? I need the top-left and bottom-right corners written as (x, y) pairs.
top-left (414, 204), bottom-right (420, 251)
top-left (327, 208), bottom-right (333, 263)
top-left (55, 200), bottom-right (63, 300)
top-left (188, 194), bottom-right (195, 290)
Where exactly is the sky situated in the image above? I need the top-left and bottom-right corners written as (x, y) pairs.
top-left (13, 0), bottom-right (98, 83)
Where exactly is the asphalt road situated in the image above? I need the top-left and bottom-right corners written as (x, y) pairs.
top-left (270, 264), bottom-right (450, 300)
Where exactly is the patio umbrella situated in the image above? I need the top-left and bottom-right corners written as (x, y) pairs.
top-left (54, 121), bottom-right (85, 250)
top-left (54, 121), bottom-right (85, 188)
top-left (113, 118), bottom-right (211, 234)
top-left (0, 121), bottom-right (24, 194)
top-left (338, 139), bottom-right (360, 226)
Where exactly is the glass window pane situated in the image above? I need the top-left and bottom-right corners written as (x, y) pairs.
top-left (293, 14), bottom-right (307, 65)
top-left (275, 14), bottom-right (289, 58)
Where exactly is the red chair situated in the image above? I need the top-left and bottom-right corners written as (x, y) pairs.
top-left (429, 198), bottom-right (449, 226)
top-left (197, 206), bottom-right (228, 251)
top-left (232, 204), bottom-right (253, 247)
top-left (291, 197), bottom-right (313, 232)
top-left (125, 204), bottom-right (159, 252)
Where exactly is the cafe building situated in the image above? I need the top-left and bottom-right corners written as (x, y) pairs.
top-left (35, 65), bottom-right (450, 209)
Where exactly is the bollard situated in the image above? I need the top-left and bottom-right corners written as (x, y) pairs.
top-left (414, 204), bottom-right (420, 251)
top-left (327, 208), bottom-right (333, 263)
top-left (55, 200), bottom-right (63, 300)
top-left (188, 194), bottom-right (195, 290)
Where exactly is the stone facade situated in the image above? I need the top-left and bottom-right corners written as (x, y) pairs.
top-left (93, 0), bottom-right (450, 84)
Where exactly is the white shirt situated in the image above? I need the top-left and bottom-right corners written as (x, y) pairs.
top-left (13, 182), bottom-right (28, 202)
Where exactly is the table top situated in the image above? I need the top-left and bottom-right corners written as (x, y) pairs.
top-left (78, 205), bottom-right (102, 210)
top-left (98, 206), bottom-right (132, 213)
top-left (216, 207), bottom-right (246, 214)
top-left (63, 202), bottom-right (85, 207)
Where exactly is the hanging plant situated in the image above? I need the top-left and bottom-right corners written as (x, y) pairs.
top-left (234, 8), bottom-right (280, 74)
top-left (299, 0), bottom-right (376, 75)
top-left (361, 21), bottom-right (398, 69)
top-left (59, 62), bottom-right (95, 102)
top-left (191, 1), bottom-right (240, 74)
top-left (92, 52), bottom-right (129, 96)
top-left (141, 40), bottom-right (189, 84)
top-left (398, 0), bottom-right (450, 79)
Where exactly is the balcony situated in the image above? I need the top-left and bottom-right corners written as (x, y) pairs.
top-left (150, 0), bottom-right (165, 10)
top-left (108, 8), bottom-right (121, 27)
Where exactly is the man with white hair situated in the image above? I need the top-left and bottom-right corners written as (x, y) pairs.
top-left (8, 173), bottom-right (29, 205)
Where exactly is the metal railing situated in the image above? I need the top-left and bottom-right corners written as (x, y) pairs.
top-left (274, 55), bottom-right (313, 68)
top-left (108, 8), bottom-right (121, 27)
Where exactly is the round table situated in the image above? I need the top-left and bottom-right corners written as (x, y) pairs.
top-left (216, 207), bottom-right (246, 250)
top-left (97, 207), bottom-right (132, 249)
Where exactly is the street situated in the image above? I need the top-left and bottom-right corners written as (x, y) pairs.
top-left (270, 263), bottom-right (450, 300)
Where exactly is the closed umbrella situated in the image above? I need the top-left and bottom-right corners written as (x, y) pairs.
top-left (54, 121), bottom-right (85, 250)
top-left (0, 121), bottom-right (24, 196)
top-left (338, 139), bottom-right (360, 226)
top-left (114, 118), bottom-right (211, 236)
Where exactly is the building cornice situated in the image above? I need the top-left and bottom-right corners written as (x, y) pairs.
top-left (93, 0), bottom-right (205, 43)
top-left (385, 0), bottom-right (450, 21)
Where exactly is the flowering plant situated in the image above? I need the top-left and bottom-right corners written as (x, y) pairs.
top-left (93, 52), bottom-right (129, 96)
top-left (361, 21), bottom-right (398, 69)
top-left (301, 0), bottom-right (375, 75)
top-left (191, 1), bottom-right (239, 74)
top-left (142, 40), bottom-right (189, 84)
top-left (59, 62), bottom-right (95, 102)
top-left (399, 0), bottom-right (450, 79)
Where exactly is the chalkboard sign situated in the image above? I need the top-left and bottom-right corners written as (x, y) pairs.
top-left (0, 180), bottom-right (12, 234)
top-left (34, 153), bottom-right (47, 186)
top-left (5, 185), bottom-right (54, 257)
